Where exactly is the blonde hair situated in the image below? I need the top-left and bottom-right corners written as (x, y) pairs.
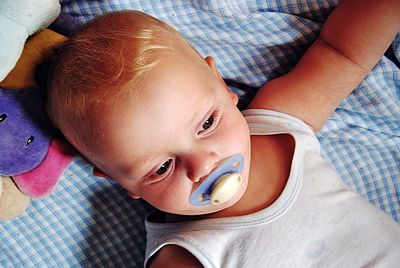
top-left (47, 11), bottom-right (198, 153)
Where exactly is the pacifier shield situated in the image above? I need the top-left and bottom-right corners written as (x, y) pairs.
top-left (190, 153), bottom-right (244, 206)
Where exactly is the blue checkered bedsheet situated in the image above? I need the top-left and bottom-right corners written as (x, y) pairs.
top-left (1, 1), bottom-right (399, 267)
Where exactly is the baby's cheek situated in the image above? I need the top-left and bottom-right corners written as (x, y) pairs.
top-left (225, 116), bottom-right (249, 146)
top-left (142, 178), bottom-right (191, 210)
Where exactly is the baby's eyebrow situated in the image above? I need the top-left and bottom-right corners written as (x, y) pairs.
top-left (190, 96), bottom-right (214, 126)
top-left (189, 89), bottom-right (214, 119)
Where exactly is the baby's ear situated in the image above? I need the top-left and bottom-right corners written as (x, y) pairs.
top-left (128, 192), bottom-right (141, 199)
top-left (204, 56), bottom-right (220, 78)
top-left (204, 56), bottom-right (238, 105)
top-left (92, 167), bottom-right (110, 179)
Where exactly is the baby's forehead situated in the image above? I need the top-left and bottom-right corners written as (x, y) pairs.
top-left (93, 66), bottom-right (214, 139)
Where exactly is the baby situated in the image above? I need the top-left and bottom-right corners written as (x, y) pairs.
top-left (47, 0), bottom-right (400, 267)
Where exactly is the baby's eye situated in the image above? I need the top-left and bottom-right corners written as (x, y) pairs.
top-left (198, 109), bottom-right (220, 135)
top-left (156, 159), bottom-right (172, 176)
top-left (202, 115), bottom-right (214, 130)
top-left (145, 159), bottom-right (173, 184)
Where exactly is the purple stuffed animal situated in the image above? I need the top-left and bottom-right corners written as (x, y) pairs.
top-left (0, 87), bottom-right (74, 199)
top-left (0, 87), bottom-right (52, 175)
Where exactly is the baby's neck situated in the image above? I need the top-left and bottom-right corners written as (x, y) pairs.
top-left (210, 134), bottom-right (294, 218)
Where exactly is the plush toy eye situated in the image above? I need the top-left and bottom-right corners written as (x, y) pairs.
top-left (26, 136), bottom-right (35, 146)
top-left (0, 114), bottom-right (7, 122)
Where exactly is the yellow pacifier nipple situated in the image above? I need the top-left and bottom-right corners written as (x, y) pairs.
top-left (210, 173), bottom-right (242, 204)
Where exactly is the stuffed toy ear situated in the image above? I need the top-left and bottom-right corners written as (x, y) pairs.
top-left (0, 175), bottom-right (30, 221)
top-left (0, 0), bottom-right (61, 81)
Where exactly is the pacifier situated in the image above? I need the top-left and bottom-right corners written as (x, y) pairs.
top-left (190, 153), bottom-right (244, 206)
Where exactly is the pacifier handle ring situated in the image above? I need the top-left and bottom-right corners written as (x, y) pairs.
top-left (190, 153), bottom-right (244, 206)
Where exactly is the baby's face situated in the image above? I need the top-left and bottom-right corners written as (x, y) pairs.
top-left (92, 55), bottom-right (251, 215)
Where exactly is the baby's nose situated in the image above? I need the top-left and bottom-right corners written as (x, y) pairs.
top-left (186, 151), bottom-right (219, 182)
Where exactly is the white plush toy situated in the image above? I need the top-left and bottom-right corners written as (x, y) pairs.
top-left (0, 0), bottom-right (61, 81)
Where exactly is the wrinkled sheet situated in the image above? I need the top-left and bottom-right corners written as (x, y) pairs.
top-left (1, 1), bottom-right (399, 267)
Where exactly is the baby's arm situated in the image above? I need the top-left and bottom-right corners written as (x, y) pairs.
top-left (249, 0), bottom-right (400, 131)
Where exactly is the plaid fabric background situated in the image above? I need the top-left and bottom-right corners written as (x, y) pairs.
top-left (1, 1), bottom-right (399, 267)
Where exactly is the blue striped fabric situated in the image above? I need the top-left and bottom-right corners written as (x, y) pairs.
top-left (1, 1), bottom-right (399, 267)
top-left (1, 157), bottom-right (152, 267)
